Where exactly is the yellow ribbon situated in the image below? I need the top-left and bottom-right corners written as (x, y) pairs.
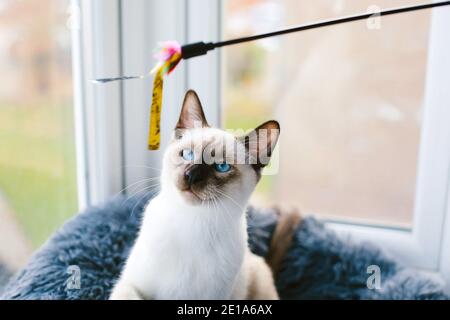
top-left (147, 51), bottom-right (181, 150)
top-left (148, 69), bottom-right (163, 150)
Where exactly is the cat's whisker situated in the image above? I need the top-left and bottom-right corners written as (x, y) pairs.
top-left (122, 183), bottom-right (161, 213)
top-left (209, 198), bottom-right (219, 241)
top-left (124, 165), bottom-right (162, 172)
top-left (213, 197), bottom-right (218, 227)
top-left (129, 184), bottom-right (161, 218)
top-left (125, 182), bottom-right (161, 201)
top-left (130, 192), bottom-right (149, 219)
top-left (111, 177), bottom-right (160, 204)
top-left (215, 197), bottom-right (231, 243)
top-left (120, 177), bottom-right (160, 194)
top-left (217, 198), bottom-right (232, 245)
top-left (215, 195), bottom-right (233, 229)
top-left (216, 189), bottom-right (244, 211)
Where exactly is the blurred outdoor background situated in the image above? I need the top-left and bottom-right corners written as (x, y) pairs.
top-left (222, 0), bottom-right (430, 228)
top-left (0, 0), bottom-right (431, 270)
top-left (0, 0), bottom-right (76, 269)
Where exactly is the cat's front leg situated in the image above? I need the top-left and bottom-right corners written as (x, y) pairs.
top-left (244, 252), bottom-right (279, 300)
top-left (109, 279), bottom-right (145, 300)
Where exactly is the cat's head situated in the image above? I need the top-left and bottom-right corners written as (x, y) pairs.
top-left (161, 90), bottom-right (280, 207)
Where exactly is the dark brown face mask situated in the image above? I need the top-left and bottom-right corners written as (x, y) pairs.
top-left (184, 164), bottom-right (209, 188)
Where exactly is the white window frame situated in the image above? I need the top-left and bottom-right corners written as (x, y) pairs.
top-left (73, 0), bottom-right (450, 288)
top-left (73, 0), bottom-right (221, 201)
top-left (72, 0), bottom-right (125, 209)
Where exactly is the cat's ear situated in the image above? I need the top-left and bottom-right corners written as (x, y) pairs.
top-left (176, 89), bottom-right (209, 129)
top-left (238, 120), bottom-right (280, 168)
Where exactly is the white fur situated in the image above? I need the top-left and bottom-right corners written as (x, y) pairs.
top-left (110, 128), bottom-right (258, 300)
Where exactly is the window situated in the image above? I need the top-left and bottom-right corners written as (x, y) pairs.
top-left (223, 0), bottom-right (432, 228)
top-left (218, 0), bottom-right (450, 274)
top-left (0, 0), bottom-right (77, 269)
top-left (74, 0), bottom-right (450, 284)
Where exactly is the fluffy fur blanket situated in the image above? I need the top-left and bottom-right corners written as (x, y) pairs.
top-left (1, 194), bottom-right (447, 300)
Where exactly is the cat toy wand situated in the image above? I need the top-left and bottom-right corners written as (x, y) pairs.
top-left (93, 1), bottom-right (450, 150)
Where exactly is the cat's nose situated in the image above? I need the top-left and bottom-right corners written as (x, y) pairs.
top-left (184, 164), bottom-right (208, 186)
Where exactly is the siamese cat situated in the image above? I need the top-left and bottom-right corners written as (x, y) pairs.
top-left (110, 90), bottom-right (300, 300)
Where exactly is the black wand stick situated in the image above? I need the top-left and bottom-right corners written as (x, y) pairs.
top-left (181, 1), bottom-right (450, 59)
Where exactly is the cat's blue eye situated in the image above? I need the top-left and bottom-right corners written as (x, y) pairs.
top-left (182, 149), bottom-right (194, 161)
top-left (214, 163), bottom-right (231, 173)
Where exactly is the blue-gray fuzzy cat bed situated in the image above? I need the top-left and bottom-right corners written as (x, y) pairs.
top-left (0, 194), bottom-right (447, 300)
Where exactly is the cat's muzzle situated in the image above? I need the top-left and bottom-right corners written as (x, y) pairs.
top-left (184, 164), bottom-right (208, 187)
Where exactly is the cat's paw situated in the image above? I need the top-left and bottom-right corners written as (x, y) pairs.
top-left (109, 281), bottom-right (144, 300)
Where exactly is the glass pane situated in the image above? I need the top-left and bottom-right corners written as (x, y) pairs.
top-left (0, 0), bottom-right (77, 269)
top-left (222, 0), bottom-right (431, 228)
